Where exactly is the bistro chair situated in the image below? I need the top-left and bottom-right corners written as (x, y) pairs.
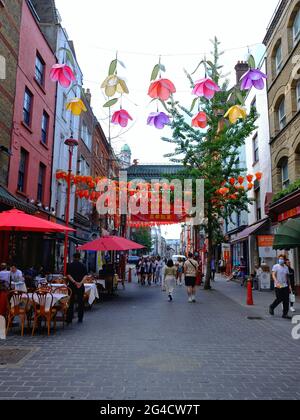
top-left (52, 286), bottom-right (72, 328)
top-left (6, 291), bottom-right (30, 337)
top-left (31, 291), bottom-right (57, 337)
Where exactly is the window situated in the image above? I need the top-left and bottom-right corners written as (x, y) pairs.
top-left (17, 149), bottom-right (28, 193)
top-left (275, 44), bottom-right (283, 74)
top-left (293, 10), bottom-right (300, 45)
top-left (62, 93), bottom-right (67, 120)
top-left (41, 112), bottom-right (49, 144)
top-left (278, 99), bottom-right (286, 130)
top-left (281, 160), bottom-right (290, 189)
top-left (81, 122), bottom-right (92, 150)
top-left (23, 88), bottom-right (33, 126)
top-left (297, 81), bottom-right (300, 111)
top-left (255, 188), bottom-right (262, 221)
top-left (35, 54), bottom-right (45, 86)
top-left (253, 134), bottom-right (259, 163)
top-left (80, 156), bottom-right (90, 176)
top-left (37, 163), bottom-right (46, 202)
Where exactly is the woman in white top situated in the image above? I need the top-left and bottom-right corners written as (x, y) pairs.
top-left (164, 260), bottom-right (177, 302)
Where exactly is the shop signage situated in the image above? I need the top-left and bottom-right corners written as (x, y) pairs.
top-left (257, 235), bottom-right (276, 258)
top-left (278, 206), bottom-right (300, 222)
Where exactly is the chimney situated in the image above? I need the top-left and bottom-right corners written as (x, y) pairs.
top-left (84, 88), bottom-right (92, 104)
top-left (235, 61), bottom-right (249, 86)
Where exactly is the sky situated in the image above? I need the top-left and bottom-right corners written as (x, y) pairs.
top-left (55, 0), bottom-right (279, 239)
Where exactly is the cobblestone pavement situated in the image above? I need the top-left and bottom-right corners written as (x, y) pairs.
top-left (0, 277), bottom-right (300, 400)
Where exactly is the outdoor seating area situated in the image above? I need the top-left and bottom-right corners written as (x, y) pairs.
top-left (2, 273), bottom-right (120, 337)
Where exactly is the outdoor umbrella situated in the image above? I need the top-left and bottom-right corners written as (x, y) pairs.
top-left (0, 209), bottom-right (75, 233)
top-left (78, 236), bottom-right (145, 251)
top-left (273, 218), bottom-right (300, 250)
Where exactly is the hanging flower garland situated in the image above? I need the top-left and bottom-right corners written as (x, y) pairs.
top-left (101, 56), bottom-right (132, 128)
top-left (147, 59), bottom-right (176, 130)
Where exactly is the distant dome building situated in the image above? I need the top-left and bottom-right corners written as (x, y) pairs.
top-left (119, 144), bottom-right (132, 169)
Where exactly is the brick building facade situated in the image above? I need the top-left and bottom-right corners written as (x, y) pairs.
top-left (0, 0), bottom-right (22, 187)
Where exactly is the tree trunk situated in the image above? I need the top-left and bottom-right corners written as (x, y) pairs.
top-left (204, 216), bottom-right (213, 290)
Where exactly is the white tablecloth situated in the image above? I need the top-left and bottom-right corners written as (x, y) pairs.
top-left (49, 284), bottom-right (99, 305)
top-left (96, 280), bottom-right (106, 289)
top-left (11, 293), bottom-right (68, 312)
top-left (84, 284), bottom-right (99, 305)
top-left (11, 282), bottom-right (27, 292)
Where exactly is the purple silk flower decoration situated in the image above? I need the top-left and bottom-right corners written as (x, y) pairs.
top-left (147, 112), bottom-right (170, 129)
top-left (241, 68), bottom-right (267, 91)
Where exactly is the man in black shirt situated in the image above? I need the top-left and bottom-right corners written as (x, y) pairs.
top-left (286, 259), bottom-right (296, 313)
top-left (66, 253), bottom-right (88, 324)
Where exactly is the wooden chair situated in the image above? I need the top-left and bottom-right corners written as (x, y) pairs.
top-left (6, 291), bottom-right (30, 337)
top-left (31, 291), bottom-right (57, 337)
top-left (52, 287), bottom-right (72, 328)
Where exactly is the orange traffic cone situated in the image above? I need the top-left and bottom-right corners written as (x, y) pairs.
top-left (247, 279), bottom-right (254, 306)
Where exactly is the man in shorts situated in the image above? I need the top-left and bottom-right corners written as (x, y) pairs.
top-left (184, 253), bottom-right (199, 303)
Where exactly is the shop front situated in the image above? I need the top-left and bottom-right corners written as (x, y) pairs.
top-left (268, 190), bottom-right (300, 294)
top-left (230, 219), bottom-right (271, 276)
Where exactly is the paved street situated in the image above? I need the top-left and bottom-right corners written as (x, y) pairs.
top-left (0, 276), bottom-right (300, 400)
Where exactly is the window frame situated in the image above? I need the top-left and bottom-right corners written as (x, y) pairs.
top-left (253, 133), bottom-right (259, 164)
top-left (281, 160), bottom-right (290, 189)
top-left (35, 53), bottom-right (45, 86)
top-left (17, 148), bottom-right (28, 193)
top-left (297, 80), bottom-right (300, 111)
top-left (293, 9), bottom-right (300, 45)
top-left (37, 163), bottom-right (46, 203)
top-left (255, 187), bottom-right (262, 221)
top-left (23, 88), bottom-right (33, 126)
top-left (41, 111), bottom-right (49, 145)
top-left (278, 98), bottom-right (287, 130)
top-left (275, 43), bottom-right (283, 74)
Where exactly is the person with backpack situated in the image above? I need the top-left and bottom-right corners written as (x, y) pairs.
top-left (184, 253), bottom-right (199, 303)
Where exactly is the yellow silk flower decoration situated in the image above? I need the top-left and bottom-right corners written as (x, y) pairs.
top-left (224, 105), bottom-right (247, 124)
top-left (66, 98), bottom-right (87, 116)
top-left (101, 75), bottom-right (129, 97)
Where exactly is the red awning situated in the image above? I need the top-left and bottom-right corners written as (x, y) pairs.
top-left (78, 236), bottom-right (145, 252)
top-left (230, 219), bottom-right (269, 244)
top-left (0, 210), bottom-right (75, 233)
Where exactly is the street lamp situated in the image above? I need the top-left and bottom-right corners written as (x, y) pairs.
top-left (63, 137), bottom-right (79, 276)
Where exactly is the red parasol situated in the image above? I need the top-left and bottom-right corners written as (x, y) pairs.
top-left (0, 210), bottom-right (75, 233)
top-left (78, 236), bottom-right (145, 252)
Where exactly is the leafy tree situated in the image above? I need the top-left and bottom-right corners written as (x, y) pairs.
top-left (162, 38), bottom-right (259, 290)
top-left (131, 228), bottom-right (152, 253)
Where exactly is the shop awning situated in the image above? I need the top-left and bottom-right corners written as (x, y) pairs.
top-left (0, 186), bottom-right (36, 214)
top-left (273, 219), bottom-right (300, 250)
top-left (230, 219), bottom-right (269, 244)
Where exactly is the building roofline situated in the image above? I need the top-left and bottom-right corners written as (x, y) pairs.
top-left (263, 0), bottom-right (289, 46)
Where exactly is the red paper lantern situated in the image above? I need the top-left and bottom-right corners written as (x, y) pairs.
top-left (246, 175), bottom-right (254, 183)
top-left (229, 178), bottom-right (236, 186)
top-left (238, 176), bottom-right (244, 185)
top-left (255, 172), bottom-right (263, 181)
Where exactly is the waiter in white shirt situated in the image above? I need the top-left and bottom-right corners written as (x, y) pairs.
top-left (269, 255), bottom-right (292, 320)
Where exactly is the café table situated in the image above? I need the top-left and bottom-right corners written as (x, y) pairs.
top-left (11, 282), bottom-right (27, 293)
top-left (10, 292), bottom-right (68, 312)
top-left (49, 283), bottom-right (99, 305)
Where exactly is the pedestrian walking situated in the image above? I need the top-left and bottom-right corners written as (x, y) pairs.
top-left (164, 259), bottom-right (177, 302)
top-left (184, 253), bottom-right (199, 303)
top-left (155, 256), bottom-right (163, 286)
top-left (286, 259), bottom-right (296, 313)
top-left (269, 255), bottom-right (292, 320)
top-left (66, 253), bottom-right (89, 325)
top-left (211, 258), bottom-right (216, 282)
top-left (177, 258), bottom-right (184, 286)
